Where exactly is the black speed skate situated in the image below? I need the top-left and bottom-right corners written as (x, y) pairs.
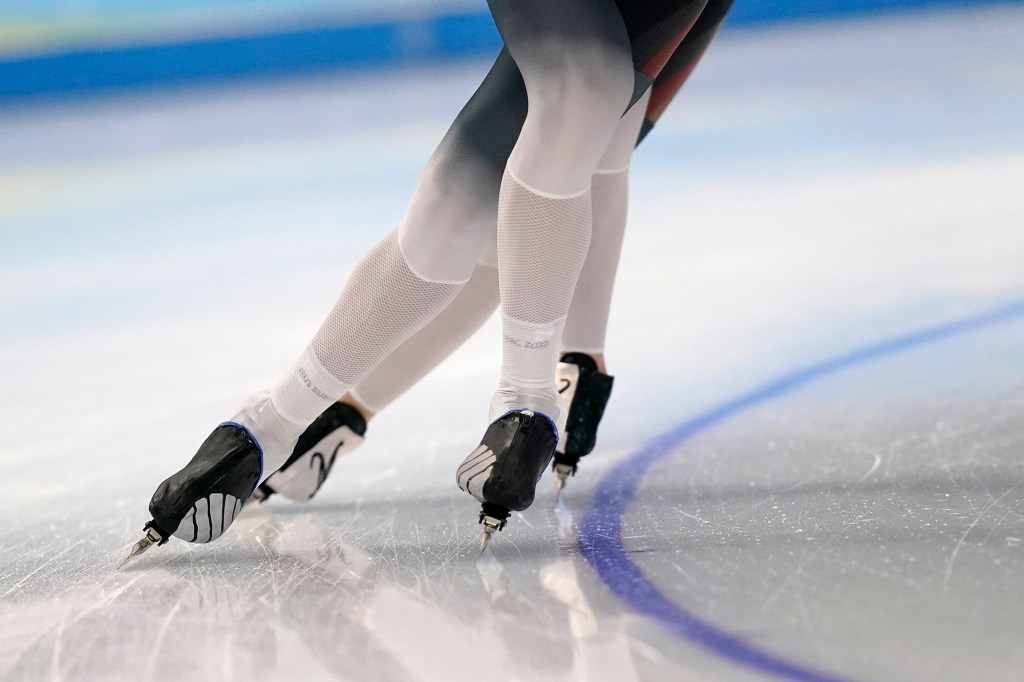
top-left (252, 402), bottom-right (366, 504)
top-left (456, 410), bottom-right (557, 552)
top-left (119, 423), bottom-right (262, 567)
top-left (552, 353), bottom-right (614, 492)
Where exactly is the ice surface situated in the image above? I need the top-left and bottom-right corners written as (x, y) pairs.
top-left (2, 6), bottom-right (1024, 681)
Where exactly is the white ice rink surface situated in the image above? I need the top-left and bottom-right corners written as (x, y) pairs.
top-left (2, 6), bottom-right (1024, 681)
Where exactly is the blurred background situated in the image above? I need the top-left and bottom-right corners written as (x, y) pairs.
top-left (0, 0), bottom-right (1001, 100)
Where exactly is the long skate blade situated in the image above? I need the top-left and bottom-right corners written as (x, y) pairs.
top-left (478, 528), bottom-right (495, 557)
top-left (117, 522), bottom-right (169, 570)
top-left (117, 535), bottom-right (156, 570)
top-left (553, 463), bottom-right (572, 501)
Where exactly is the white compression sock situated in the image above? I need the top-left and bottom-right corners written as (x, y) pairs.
top-left (561, 166), bottom-right (628, 354)
top-left (349, 260), bottom-right (499, 413)
top-left (562, 90), bottom-right (647, 355)
top-left (233, 228), bottom-right (463, 477)
top-left (491, 169), bottom-right (592, 422)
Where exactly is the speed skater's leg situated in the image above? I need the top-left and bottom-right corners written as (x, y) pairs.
top-left (555, 0), bottom-right (734, 486)
top-left (145, 219), bottom-right (470, 543)
top-left (458, 0), bottom-right (635, 539)
top-left (239, 51), bottom-right (526, 472)
top-left (143, 52), bottom-right (528, 546)
top-left (258, 256), bottom-right (500, 502)
top-left (348, 254), bottom-right (500, 414)
top-left (487, 0), bottom-right (634, 423)
top-left (561, 89), bottom-right (650, 359)
top-left (553, 89), bottom-right (649, 488)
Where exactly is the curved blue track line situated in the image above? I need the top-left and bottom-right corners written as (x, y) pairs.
top-left (579, 301), bottom-right (1024, 682)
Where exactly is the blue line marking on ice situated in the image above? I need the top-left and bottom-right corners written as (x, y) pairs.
top-left (579, 300), bottom-right (1024, 682)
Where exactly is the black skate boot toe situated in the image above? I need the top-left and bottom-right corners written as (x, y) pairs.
top-left (149, 422), bottom-right (263, 543)
top-left (553, 353), bottom-right (614, 486)
top-left (457, 410), bottom-right (557, 515)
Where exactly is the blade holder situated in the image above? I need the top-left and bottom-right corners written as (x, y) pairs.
top-left (478, 502), bottom-right (510, 531)
top-left (144, 520), bottom-right (171, 546)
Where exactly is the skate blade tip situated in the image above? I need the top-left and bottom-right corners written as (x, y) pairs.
top-left (115, 548), bottom-right (140, 571)
top-left (116, 532), bottom-right (159, 570)
top-left (478, 529), bottom-right (495, 556)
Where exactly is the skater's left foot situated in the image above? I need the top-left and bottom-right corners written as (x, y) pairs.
top-left (457, 410), bottom-right (557, 545)
top-left (148, 422), bottom-right (263, 544)
top-left (552, 352), bottom-right (614, 492)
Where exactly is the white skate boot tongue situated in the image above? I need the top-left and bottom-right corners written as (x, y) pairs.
top-left (488, 384), bottom-right (563, 425)
top-left (229, 389), bottom-right (304, 481)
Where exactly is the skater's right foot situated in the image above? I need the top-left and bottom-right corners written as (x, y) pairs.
top-left (253, 402), bottom-right (367, 503)
top-left (148, 423), bottom-right (263, 544)
top-left (552, 352), bottom-right (614, 490)
top-left (456, 410), bottom-right (558, 539)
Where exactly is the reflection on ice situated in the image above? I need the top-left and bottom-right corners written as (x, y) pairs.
top-left (475, 549), bottom-right (505, 598)
top-left (0, 494), bottom-right (649, 681)
top-left (540, 558), bottom-right (597, 639)
top-left (554, 495), bottom-right (575, 539)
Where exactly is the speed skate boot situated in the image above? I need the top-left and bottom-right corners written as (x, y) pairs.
top-left (251, 402), bottom-right (367, 503)
top-left (552, 353), bottom-right (614, 493)
top-left (118, 423), bottom-right (263, 567)
top-left (457, 410), bottom-right (558, 553)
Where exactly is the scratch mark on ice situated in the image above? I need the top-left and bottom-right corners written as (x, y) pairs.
top-left (142, 590), bottom-right (187, 682)
top-left (857, 453), bottom-right (883, 485)
top-left (1, 538), bottom-right (87, 599)
top-left (943, 482), bottom-right (1023, 592)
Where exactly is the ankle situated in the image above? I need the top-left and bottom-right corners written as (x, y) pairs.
top-left (339, 393), bottom-right (375, 423)
top-left (560, 350), bottom-right (608, 374)
top-left (489, 385), bottom-right (561, 424)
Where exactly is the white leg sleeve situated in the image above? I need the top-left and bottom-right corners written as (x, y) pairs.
top-left (486, 0), bottom-right (635, 423)
top-left (230, 50), bottom-right (526, 472)
top-left (490, 170), bottom-right (593, 421)
top-left (561, 168), bottom-right (628, 354)
top-left (233, 229), bottom-right (463, 475)
top-left (349, 259), bottom-right (499, 413)
top-left (562, 90), bottom-right (649, 354)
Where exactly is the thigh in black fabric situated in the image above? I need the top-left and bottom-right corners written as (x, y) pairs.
top-left (430, 48), bottom-right (527, 201)
top-left (486, 0), bottom-right (633, 87)
top-left (399, 48), bottom-right (527, 283)
top-left (638, 0), bottom-right (735, 141)
top-left (616, 0), bottom-right (711, 105)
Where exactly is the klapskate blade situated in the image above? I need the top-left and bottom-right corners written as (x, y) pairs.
top-left (478, 528), bottom-right (495, 556)
top-left (116, 535), bottom-right (155, 570)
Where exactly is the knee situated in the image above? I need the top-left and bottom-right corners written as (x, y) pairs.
top-left (491, 0), bottom-right (636, 182)
top-left (511, 45), bottom-right (635, 192)
top-left (524, 44), bottom-right (635, 137)
top-left (398, 155), bottom-right (497, 284)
